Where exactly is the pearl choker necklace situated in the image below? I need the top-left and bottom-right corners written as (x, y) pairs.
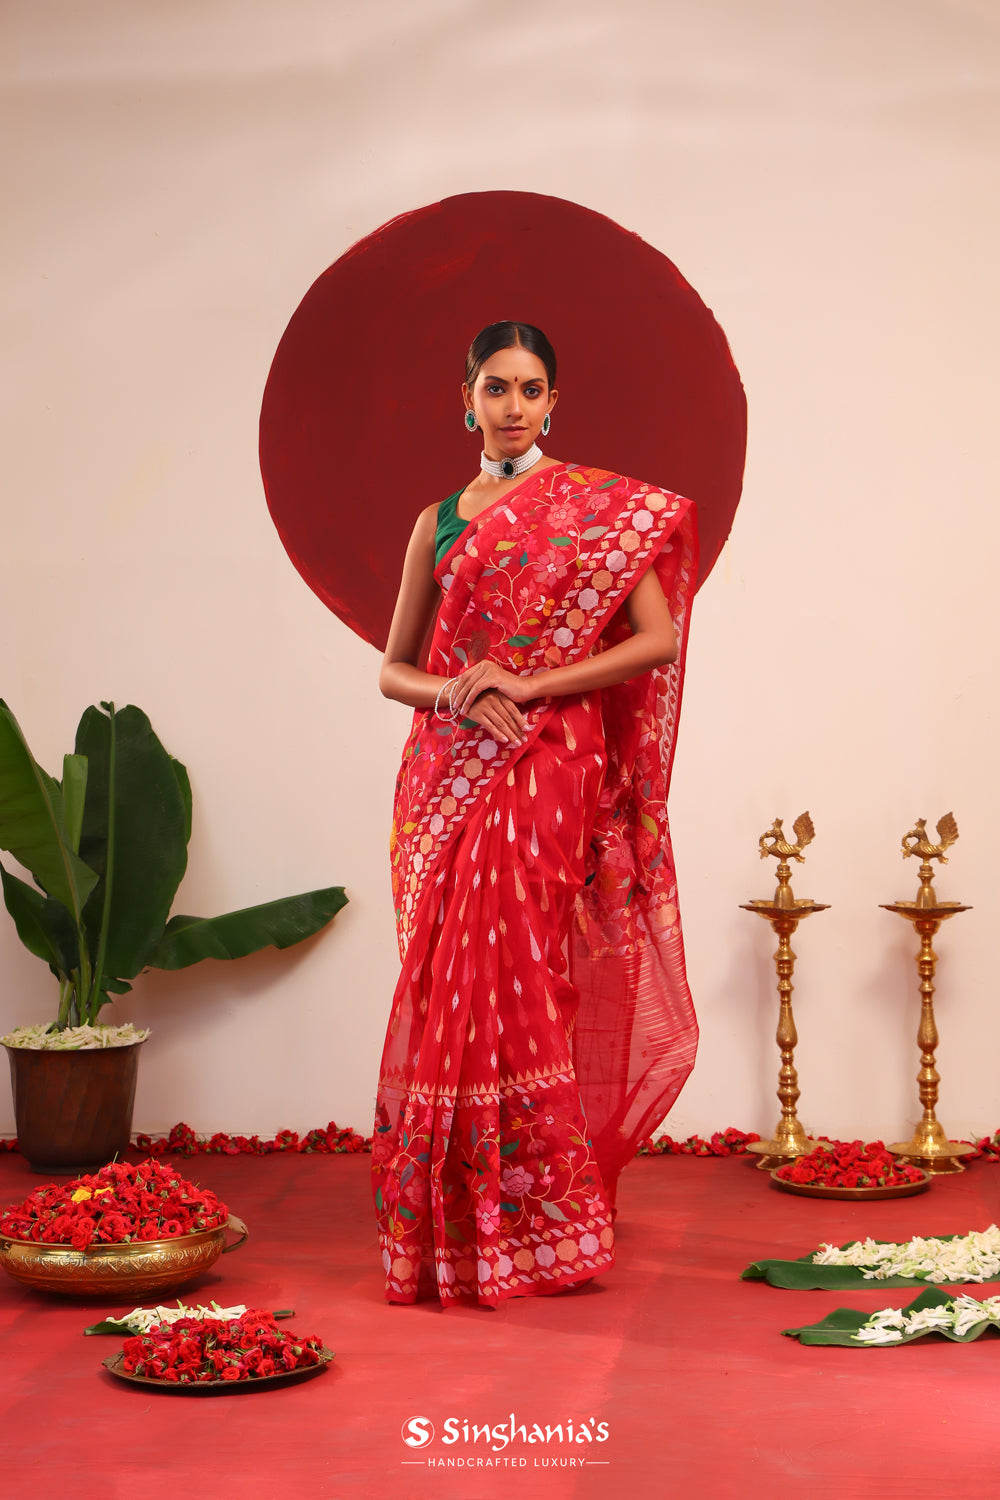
top-left (480, 443), bottom-right (543, 481)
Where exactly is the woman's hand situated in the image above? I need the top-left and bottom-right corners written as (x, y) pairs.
top-left (463, 688), bottom-right (527, 745)
top-left (451, 659), bottom-right (533, 719)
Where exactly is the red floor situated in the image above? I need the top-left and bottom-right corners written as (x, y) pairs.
top-left (1, 1148), bottom-right (999, 1499)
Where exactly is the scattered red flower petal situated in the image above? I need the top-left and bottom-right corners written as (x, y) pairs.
top-left (637, 1128), bottom-right (761, 1156)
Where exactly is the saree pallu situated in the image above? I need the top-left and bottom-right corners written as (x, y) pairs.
top-left (374, 462), bottom-right (698, 1306)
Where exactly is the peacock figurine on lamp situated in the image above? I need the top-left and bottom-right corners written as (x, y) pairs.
top-left (742, 813), bottom-right (829, 1169)
top-left (882, 812), bottom-right (973, 1172)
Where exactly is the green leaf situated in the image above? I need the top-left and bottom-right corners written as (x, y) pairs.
top-left (782, 1288), bottom-right (1000, 1347)
top-left (741, 1235), bottom-right (965, 1289)
top-left (0, 700), bottom-right (98, 917)
top-left (61, 755), bottom-right (88, 855)
top-left (0, 862), bottom-right (77, 978)
top-left (76, 704), bottom-right (189, 985)
top-left (548, 535), bottom-right (573, 546)
top-left (398, 1205), bottom-right (417, 1221)
top-left (499, 1141), bottom-right (519, 1156)
top-left (146, 886), bottom-right (348, 970)
top-left (506, 635), bottom-right (538, 648)
top-left (83, 1318), bottom-right (132, 1337)
top-left (170, 757), bottom-right (192, 844)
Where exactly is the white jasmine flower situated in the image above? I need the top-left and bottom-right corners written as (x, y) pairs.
top-left (813, 1226), bottom-right (1000, 1283)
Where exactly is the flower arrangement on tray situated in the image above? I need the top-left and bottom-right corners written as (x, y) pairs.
top-left (110, 1307), bottom-right (330, 1386)
top-left (0, 1159), bottom-right (228, 1249)
top-left (773, 1140), bottom-right (925, 1191)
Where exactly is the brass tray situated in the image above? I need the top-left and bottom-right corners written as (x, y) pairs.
top-left (0, 1214), bottom-right (248, 1297)
top-left (769, 1170), bottom-right (930, 1201)
top-left (102, 1345), bottom-right (335, 1394)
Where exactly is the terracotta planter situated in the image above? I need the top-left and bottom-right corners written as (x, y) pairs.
top-left (4, 1041), bottom-right (144, 1174)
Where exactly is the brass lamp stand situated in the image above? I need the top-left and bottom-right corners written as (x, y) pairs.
top-left (882, 814), bottom-right (973, 1173)
top-left (741, 814), bottom-right (829, 1171)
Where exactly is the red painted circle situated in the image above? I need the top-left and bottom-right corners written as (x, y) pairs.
top-left (260, 191), bottom-right (746, 649)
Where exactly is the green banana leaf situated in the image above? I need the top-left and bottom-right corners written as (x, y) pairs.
top-left (1, 698), bottom-right (349, 1027)
top-left (61, 754), bottom-right (88, 854)
top-left (783, 1287), bottom-right (1000, 1346)
top-left (147, 887), bottom-right (348, 970)
top-left (742, 1235), bottom-right (967, 1289)
top-left (0, 862), bottom-right (79, 978)
top-left (171, 757), bottom-right (193, 843)
top-left (0, 699), bottom-right (98, 919)
top-left (76, 705), bottom-right (189, 985)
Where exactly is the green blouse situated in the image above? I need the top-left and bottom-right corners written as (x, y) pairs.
top-left (435, 489), bottom-right (470, 568)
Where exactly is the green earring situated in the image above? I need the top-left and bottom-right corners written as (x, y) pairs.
top-left (541, 413), bottom-right (551, 436)
top-left (464, 410), bottom-right (478, 432)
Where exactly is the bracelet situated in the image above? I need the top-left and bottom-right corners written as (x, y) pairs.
top-left (433, 677), bottom-right (460, 721)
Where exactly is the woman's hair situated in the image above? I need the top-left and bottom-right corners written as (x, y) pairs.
top-left (465, 321), bottom-right (557, 391)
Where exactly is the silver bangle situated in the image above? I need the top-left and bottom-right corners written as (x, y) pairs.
top-left (433, 677), bottom-right (460, 721)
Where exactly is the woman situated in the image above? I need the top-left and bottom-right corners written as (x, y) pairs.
top-left (374, 321), bottom-right (698, 1307)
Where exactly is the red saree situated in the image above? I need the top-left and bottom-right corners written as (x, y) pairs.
top-left (373, 462), bottom-right (698, 1306)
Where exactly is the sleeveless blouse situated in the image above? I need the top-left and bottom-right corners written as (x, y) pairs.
top-left (435, 489), bottom-right (469, 567)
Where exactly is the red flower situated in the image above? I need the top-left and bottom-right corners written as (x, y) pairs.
top-left (0, 1159), bottom-right (228, 1247)
top-left (776, 1139), bottom-right (924, 1189)
top-left (70, 1216), bottom-right (96, 1250)
top-left (118, 1310), bottom-right (323, 1384)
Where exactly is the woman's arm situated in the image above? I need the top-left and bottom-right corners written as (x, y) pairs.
top-left (378, 506), bottom-right (447, 709)
top-left (450, 566), bottom-right (678, 717)
top-left (378, 507), bottom-right (528, 743)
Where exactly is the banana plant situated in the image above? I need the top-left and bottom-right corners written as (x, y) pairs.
top-left (0, 700), bottom-right (347, 1029)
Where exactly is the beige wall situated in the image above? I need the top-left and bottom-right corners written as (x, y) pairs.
top-left (3, 0), bottom-right (998, 1144)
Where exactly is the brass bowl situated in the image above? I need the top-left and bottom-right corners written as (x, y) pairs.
top-left (0, 1214), bottom-right (248, 1298)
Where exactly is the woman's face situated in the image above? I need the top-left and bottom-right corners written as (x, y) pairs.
top-left (463, 346), bottom-right (557, 460)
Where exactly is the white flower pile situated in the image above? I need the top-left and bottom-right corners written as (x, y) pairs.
top-left (106, 1301), bottom-right (248, 1334)
top-left (812, 1225), bottom-right (1000, 1283)
top-left (853, 1294), bottom-right (1000, 1344)
top-left (1, 1022), bottom-right (150, 1050)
